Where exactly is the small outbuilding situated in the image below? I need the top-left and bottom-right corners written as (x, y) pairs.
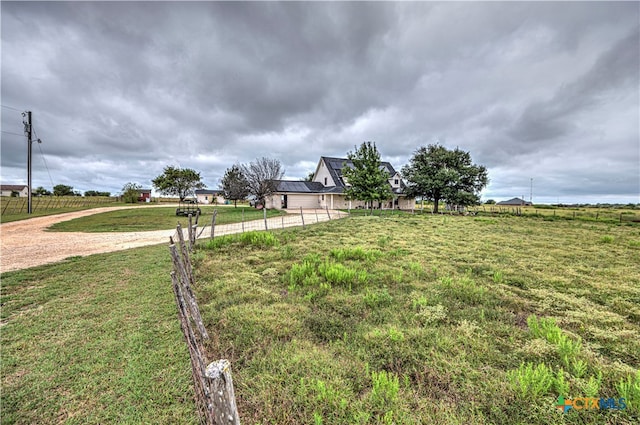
top-left (137, 189), bottom-right (152, 202)
top-left (195, 189), bottom-right (226, 205)
top-left (496, 197), bottom-right (532, 206)
top-left (0, 185), bottom-right (29, 197)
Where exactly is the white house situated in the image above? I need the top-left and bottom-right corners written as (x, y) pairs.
top-left (195, 189), bottom-right (226, 205)
top-left (265, 156), bottom-right (414, 210)
top-left (1, 185), bottom-right (29, 197)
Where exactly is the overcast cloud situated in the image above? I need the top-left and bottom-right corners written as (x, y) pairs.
top-left (1, 1), bottom-right (638, 204)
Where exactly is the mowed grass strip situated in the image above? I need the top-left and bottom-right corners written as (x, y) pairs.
top-left (47, 205), bottom-right (286, 232)
top-left (194, 214), bottom-right (640, 424)
top-left (1, 245), bottom-right (199, 424)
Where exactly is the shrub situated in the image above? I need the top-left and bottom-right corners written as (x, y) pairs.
top-left (318, 261), bottom-right (367, 287)
top-left (616, 371), bottom-right (640, 411)
top-left (508, 362), bottom-right (554, 399)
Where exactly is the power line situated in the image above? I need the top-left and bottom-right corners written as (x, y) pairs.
top-left (1, 130), bottom-right (24, 137)
top-left (32, 127), bottom-right (55, 188)
top-left (1, 104), bottom-right (24, 112)
top-left (36, 141), bottom-right (55, 188)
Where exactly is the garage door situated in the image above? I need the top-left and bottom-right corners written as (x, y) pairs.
top-left (287, 194), bottom-right (319, 209)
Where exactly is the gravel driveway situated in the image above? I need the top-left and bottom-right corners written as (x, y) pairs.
top-left (0, 206), bottom-right (180, 273)
top-left (0, 206), bottom-right (346, 273)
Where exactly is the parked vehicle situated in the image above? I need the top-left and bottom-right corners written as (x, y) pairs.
top-left (175, 199), bottom-right (201, 216)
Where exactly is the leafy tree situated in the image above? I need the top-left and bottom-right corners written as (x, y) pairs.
top-left (84, 190), bottom-right (111, 197)
top-left (303, 172), bottom-right (315, 182)
top-left (53, 184), bottom-right (74, 196)
top-left (485, 199), bottom-right (496, 205)
top-left (220, 164), bottom-right (249, 207)
top-left (241, 157), bottom-right (284, 207)
top-left (34, 186), bottom-right (52, 196)
top-left (121, 182), bottom-right (142, 203)
top-left (152, 166), bottom-right (205, 200)
top-left (402, 144), bottom-right (488, 213)
top-left (342, 141), bottom-right (393, 212)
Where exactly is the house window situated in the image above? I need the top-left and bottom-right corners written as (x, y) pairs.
top-left (321, 195), bottom-right (325, 201)
top-left (394, 179), bottom-right (399, 185)
top-left (324, 177), bottom-right (328, 185)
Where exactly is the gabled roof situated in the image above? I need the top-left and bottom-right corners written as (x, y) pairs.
top-left (496, 197), bottom-right (531, 205)
top-left (319, 156), bottom-right (399, 189)
top-left (195, 189), bottom-right (224, 195)
top-left (1, 185), bottom-right (28, 191)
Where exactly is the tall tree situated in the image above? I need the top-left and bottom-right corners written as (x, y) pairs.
top-left (53, 184), bottom-right (74, 196)
top-left (220, 164), bottom-right (249, 207)
top-left (34, 186), bottom-right (52, 196)
top-left (121, 182), bottom-right (142, 203)
top-left (402, 144), bottom-right (488, 213)
top-left (241, 157), bottom-right (284, 207)
top-left (152, 166), bottom-right (205, 200)
top-left (342, 141), bottom-right (393, 211)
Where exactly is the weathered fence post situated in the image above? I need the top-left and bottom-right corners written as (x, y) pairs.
top-left (300, 207), bottom-right (305, 228)
top-left (206, 360), bottom-right (241, 425)
top-left (326, 206), bottom-right (331, 220)
top-left (210, 209), bottom-right (218, 239)
top-left (315, 209), bottom-right (319, 223)
top-left (169, 231), bottom-right (241, 425)
top-left (187, 214), bottom-right (194, 250)
top-left (263, 207), bottom-right (268, 230)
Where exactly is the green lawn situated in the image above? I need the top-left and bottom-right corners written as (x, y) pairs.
top-left (194, 214), bottom-right (640, 424)
top-left (48, 205), bottom-right (286, 232)
top-left (2, 213), bottom-right (639, 424)
top-left (0, 246), bottom-right (199, 424)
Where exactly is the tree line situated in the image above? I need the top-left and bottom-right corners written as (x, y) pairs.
top-left (146, 143), bottom-right (488, 212)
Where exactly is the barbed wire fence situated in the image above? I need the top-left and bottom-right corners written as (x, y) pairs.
top-left (168, 207), bottom-right (349, 424)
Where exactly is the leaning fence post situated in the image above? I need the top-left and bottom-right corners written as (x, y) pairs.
top-left (315, 209), bottom-right (319, 223)
top-left (326, 206), bottom-right (331, 220)
top-left (205, 360), bottom-right (241, 425)
top-left (210, 209), bottom-right (217, 239)
top-left (300, 206), bottom-right (305, 228)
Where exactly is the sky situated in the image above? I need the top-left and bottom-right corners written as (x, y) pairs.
top-left (1, 1), bottom-right (638, 204)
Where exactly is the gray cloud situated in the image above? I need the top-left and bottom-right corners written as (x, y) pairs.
top-left (1, 1), bottom-right (638, 203)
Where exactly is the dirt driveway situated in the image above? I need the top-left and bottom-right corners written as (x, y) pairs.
top-left (0, 206), bottom-right (180, 273)
top-left (0, 206), bottom-right (347, 273)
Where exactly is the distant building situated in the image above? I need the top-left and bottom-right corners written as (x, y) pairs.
top-left (195, 189), bottom-right (225, 204)
top-left (496, 197), bottom-right (532, 206)
top-left (266, 156), bottom-right (413, 210)
top-left (1, 185), bottom-right (29, 197)
top-left (138, 189), bottom-right (152, 202)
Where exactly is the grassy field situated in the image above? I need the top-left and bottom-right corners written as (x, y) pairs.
top-left (2, 211), bottom-right (639, 424)
top-left (0, 245), bottom-right (199, 424)
top-left (47, 205), bottom-right (285, 232)
top-left (194, 214), bottom-right (639, 424)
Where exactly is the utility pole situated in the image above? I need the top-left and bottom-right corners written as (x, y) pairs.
top-left (23, 111), bottom-right (33, 214)
top-left (530, 178), bottom-right (533, 205)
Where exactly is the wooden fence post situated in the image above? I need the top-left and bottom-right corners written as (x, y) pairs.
top-left (300, 207), bottom-right (305, 228)
top-left (264, 208), bottom-right (268, 230)
top-left (211, 210), bottom-right (218, 239)
top-left (205, 360), bottom-right (241, 425)
top-left (326, 206), bottom-right (331, 220)
top-left (315, 209), bottom-right (319, 223)
top-left (169, 231), bottom-right (240, 425)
